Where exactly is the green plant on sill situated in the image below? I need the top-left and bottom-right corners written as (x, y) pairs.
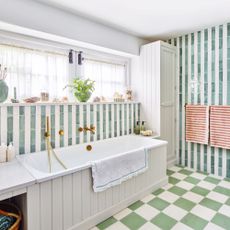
top-left (65, 78), bottom-right (95, 102)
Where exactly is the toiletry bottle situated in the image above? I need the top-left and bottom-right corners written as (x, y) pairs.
top-left (0, 143), bottom-right (7, 163)
top-left (134, 121), bottom-right (141, 135)
top-left (7, 143), bottom-right (15, 162)
top-left (140, 121), bottom-right (146, 132)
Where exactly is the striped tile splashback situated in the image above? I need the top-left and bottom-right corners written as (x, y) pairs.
top-left (0, 102), bottom-right (140, 155)
top-left (168, 23), bottom-right (230, 178)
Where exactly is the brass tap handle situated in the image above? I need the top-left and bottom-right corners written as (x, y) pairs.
top-left (59, 130), bottom-right (64, 136)
top-left (78, 126), bottom-right (95, 134)
top-left (78, 127), bottom-right (84, 132)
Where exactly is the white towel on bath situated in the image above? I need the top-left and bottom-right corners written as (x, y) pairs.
top-left (91, 148), bottom-right (149, 192)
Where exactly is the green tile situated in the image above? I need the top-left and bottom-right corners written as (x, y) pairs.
top-left (151, 213), bottom-right (177, 230)
top-left (168, 186), bottom-right (187, 196)
top-left (181, 213), bottom-right (208, 230)
top-left (167, 169), bottom-right (174, 176)
top-left (184, 176), bottom-right (200, 185)
top-left (212, 213), bottom-right (230, 230)
top-left (152, 188), bottom-right (164, 196)
top-left (169, 177), bottom-right (180, 185)
top-left (174, 198), bottom-right (196, 211)
top-left (214, 186), bottom-right (230, 196)
top-left (97, 217), bottom-right (117, 230)
top-left (225, 198), bottom-right (230, 206)
top-left (128, 200), bottom-right (144, 211)
top-left (199, 198), bottom-right (222, 211)
top-left (191, 186), bottom-right (210, 196)
top-left (204, 176), bottom-right (221, 185)
top-left (121, 212), bottom-right (146, 230)
top-left (179, 169), bottom-right (193, 175)
top-left (224, 177), bottom-right (230, 182)
top-left (148, 197), bottom-right (170, 211)
top-left (196, 170), bottom-right (208, 175)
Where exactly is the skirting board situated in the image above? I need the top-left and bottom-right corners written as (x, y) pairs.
top-left (167, 157), bottom-right (176, 168)
top-left (69, 176), bottom-right (168, 230)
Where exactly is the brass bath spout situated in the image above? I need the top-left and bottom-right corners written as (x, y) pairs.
top-left (79, 125), bottom-right (96, 134)
top-left (45, 116), bottom-right (67, 173)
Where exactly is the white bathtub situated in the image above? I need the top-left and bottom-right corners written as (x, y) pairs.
top-left (20, 135), bottom-right (168, 230)
top-left (17, 135), bottom-right (167, 182)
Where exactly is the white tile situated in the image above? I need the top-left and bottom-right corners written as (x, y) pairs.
top-left (162, 183), bottom-right (174, 190)
top-left (176, 181), bottom-right (195, 190)
top-left (204, 222), bottom-right (225, 230)
top-left (141, 194), bottom-right (155, 203)
top-left (106, 222), bottom-right (129, 230)
top-left (139, 222), bottom-right (161, 230)
top-left (207, 191), bottom-right (229, 204)
top-left (163, 204), bottom-right (187, 221)
top-left (169, 166), bottom-right (182, 172)
top-left (171, 172), bottom-right (187, 180)
top-left (219, 204), bottom-right (230, 217)
top-left (182, 191), bottom-right (204, 203)
top-left (171, 222), bottom-right (193, 230)
top-left (197, 181), bottom-right (216, 190)
top-left (158, 191), bottom-right (179, 203)
top-left (218, 180), bottom-right (230, 189)
top-left (135, 204), bottom-right (159, 220)
top-left (114, 208), bottom-right (132, 220)
top-left (190, 205), bottom-right (216, 221)
top-left (190, 172), bottom-right (207, 180)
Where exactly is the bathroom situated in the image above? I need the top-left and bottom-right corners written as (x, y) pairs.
top-left (0, 0), bottom-right (230, 229)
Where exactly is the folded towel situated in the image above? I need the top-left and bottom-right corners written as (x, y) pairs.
top-left (185, 105), bottom-right (209, 144)
top-left (210, 106), bottom-right (230, 149)
top-left (91, 148), bottom-right (148, 192)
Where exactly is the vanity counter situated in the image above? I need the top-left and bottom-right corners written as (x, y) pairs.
top-left (0, 160), bottom-right (35, 199)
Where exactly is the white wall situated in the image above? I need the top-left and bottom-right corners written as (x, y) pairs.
top-left (0, 0), bottom-right (148, 55)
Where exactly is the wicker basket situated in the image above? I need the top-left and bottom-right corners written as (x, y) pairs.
top-left (0, 202), bottom-right (22, 230)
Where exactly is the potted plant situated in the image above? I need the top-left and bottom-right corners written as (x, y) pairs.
top-left (65, 78), bottom-right (95, 102)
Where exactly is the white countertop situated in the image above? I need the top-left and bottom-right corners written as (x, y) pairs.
top-left (0, 160), bottom-right (36, 195)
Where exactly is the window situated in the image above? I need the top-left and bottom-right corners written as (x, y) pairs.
top-left (0, 44), bottom-right (68, 99)
top-left (0, 41), bottom-right (129, 101)
top-left (84, 59), bottom-right (127, 99)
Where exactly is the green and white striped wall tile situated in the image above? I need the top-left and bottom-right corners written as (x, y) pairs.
top-left (0, 102), bottom-right (140, 155)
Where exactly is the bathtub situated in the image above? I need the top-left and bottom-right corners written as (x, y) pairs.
top-left (18, 135), bottom-right (168, 230)
top-left (17, 135), bottom-right (167, 183)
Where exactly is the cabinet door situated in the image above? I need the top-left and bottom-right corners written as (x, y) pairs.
top-left (160, 45), bottom-right (176, 162)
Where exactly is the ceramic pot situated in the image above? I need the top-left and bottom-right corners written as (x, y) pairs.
top-left (74, 91), bottom-right (92, 102)
top-left (0, 80), bottom-right (8, 103)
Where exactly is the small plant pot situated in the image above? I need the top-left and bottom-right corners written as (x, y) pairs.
top-left (0, 80), bottom-right (8, 103)
top-left (74, 92), bottom-right (92, 102)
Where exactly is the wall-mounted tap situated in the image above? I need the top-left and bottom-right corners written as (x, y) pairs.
top-left (79, 125), bottom-right (96, 134)
top-left (45, 116), bottom-right (67, 172)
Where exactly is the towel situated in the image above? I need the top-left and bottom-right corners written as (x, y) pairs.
top-left (210, 106), bottom-right (230, 149)
top-left (91, 148), bottom-right (148, 192)
top-left (185, 105), bottom-right (209, 144)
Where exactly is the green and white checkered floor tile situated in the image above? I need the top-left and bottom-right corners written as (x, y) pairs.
top-left (91, 165), bottom-right (230, 230)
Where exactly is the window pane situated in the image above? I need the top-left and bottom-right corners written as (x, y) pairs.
top-left (0, 45), bottom-right (68, 99)
top-left (84, 59), bottom-right (126, 99)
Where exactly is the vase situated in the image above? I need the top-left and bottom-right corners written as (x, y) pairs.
top-left (74, 91), bottom-right (92, 102)
top-left (0, 80), bottom-right (8, 103)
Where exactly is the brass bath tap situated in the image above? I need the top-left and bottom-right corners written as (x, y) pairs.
top-left (79, 125), bottom-right (96, 134)
top-left (45, 116), bottom-right (67, 172)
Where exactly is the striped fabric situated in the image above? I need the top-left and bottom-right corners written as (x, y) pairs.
top-left (210, 106), bottom-right (230, 149)
top-left (185, 105), bottom-right (209, 144)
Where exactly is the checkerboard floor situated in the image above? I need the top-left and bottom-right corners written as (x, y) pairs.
top-left (91, 165), bottom-right (230, 230)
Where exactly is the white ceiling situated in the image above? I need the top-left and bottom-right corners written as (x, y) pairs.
top-left (35, 0), bottom-right (230, 40)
